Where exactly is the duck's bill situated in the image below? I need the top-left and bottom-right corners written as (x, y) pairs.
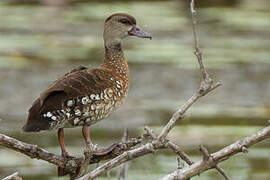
top-left (128, 25), bottom-right (152, 39)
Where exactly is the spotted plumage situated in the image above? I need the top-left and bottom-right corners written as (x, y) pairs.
top-left (23, 63), bottom-right (129, 131)
top-left (22, 13), bottom-right (151, 176)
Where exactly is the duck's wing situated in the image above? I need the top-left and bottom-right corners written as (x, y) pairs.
top-left (39, 65), bottom-right (88, 106)
top-left (23, 66), bottom-right (115, 132)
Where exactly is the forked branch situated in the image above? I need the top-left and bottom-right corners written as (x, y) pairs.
top-left (0, 1), bottom-right (267, 180)
top-left (161, 126), bottom-right (270, 180)
top-left (0, 133), bottom-right (144, 175)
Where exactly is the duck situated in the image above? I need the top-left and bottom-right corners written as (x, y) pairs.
top-left (22, 13), bottom-right (151, 163)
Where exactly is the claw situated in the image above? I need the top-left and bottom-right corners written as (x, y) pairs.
top-left (62, 151), bottom-right (75, 159)
top-left (84, 143), bottom-right (97, 157)
top-left (93, 144), bottom-right (118, 156)
top-left (58, 151), bottom-right (75, 176)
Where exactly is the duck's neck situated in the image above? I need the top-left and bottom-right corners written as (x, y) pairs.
top-left (102, 43), bottom-right (129, 82)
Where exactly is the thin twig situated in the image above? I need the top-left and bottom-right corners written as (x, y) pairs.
top-left (118, 128), bottom-right (129, 180)
top-left (167, 141), bottom-right (193, 166)
top-left (199, 145), bottom-right (210, 160)
top-left (199, 145), bottom-right (230, 180)
top-left (190, 0), bottom-right (208, 80)
top-left (144, 126), bottom-right (193, 165)
top-left (106, 171), bottom-right (111, 180)
top-left (93, 163), bottom-right (99, 180)
top-left (177, 156), bottom-right (184, 170)
top-left (215, 165), bottom-right (230, 180)
top-left (156, 0), bottom-right (222, 142)
top-left (158, 80), bottom-right (220, 141)
top-left (144, 126), bottom-right (157, 139)
top-left (2, 172), bottom-right (22, 180)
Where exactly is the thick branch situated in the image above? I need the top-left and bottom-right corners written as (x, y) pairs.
top-left (0, 134), bottom-right (66, 167)
top-left (77, 127), bottom-right (195, 180)
top-left (76, 142), bottom-right (157, 180)
top-left (0, 133), bottom-right (143, 175)
top-left (161, 126), bottom-right (270, 180)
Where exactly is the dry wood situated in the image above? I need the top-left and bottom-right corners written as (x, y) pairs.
top-left (167, 141), bottom-right (193, 166)
top-left (2, 172), bottom-right (22, 180)
top-left (118, 128), bottom-right (129, 180)
top-left (161, 126), bottom-right (270, 180)
top-left (0, 133), bottom-right (143, 175)
top-left (0, 1), bottom-right (268, 180)
top-left (199, 145), bottom-right (230, 180)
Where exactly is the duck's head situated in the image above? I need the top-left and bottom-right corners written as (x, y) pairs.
top-left (104, 13), bottom-right (152, 48)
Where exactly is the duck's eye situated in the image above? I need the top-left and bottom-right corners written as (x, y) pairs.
top-left (119, 19), bottom-right (130, 24)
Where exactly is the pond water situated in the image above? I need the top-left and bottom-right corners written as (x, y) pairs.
top-left (0, 0), bottom-right (270, 179)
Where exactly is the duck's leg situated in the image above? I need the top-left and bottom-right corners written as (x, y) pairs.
top-left (58, 128), bottom-right (73, 176)
top-left (82, 125), bottom-right (117, 156)
top-left (58, 128), bottom-right (72, 158)
top-left (82, 125), bottom-right (92, 146)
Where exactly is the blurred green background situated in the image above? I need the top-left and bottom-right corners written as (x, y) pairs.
top-left (0, 0), bottom-right (270, 179)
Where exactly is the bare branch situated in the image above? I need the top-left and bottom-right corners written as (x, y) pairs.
top-left (199, 145), bottom-right (230, 180)
top-left (199, 145), bottom-right (210, 160)
top-left (75, 0), bottom-right (222, 178)
top-left (118, 128), bottom-right (129, 180)
top-left (190, 0), bottom-right (208, 80)
top-left (167, 141), bottom-right (193, 166)
top-left (215, 165), bottom-right (230, 180)
top-left (106, 171), bottom-right (111, 180)
top-left (157, 0), bottom-right (222, 139)
top-left (144, 126), bottom-right (157, 139)
top-left (0, 133), bottom-right (143, 175)
top-left (2, 172), bottom-right (22, 180)
top-left (177, 156), bottom-right (184, 170)
top-left (157, 76), bottom-right (221, 141)
top-left (144, 126), bottom-right (193, 165)
top-left (0, 133), bottom-right (67, 169)
top-left (161, 126), bottom-right (270, 180)
top-left (76, 131), bottom-right (194, 179)
top-left (76, 142), bottom-right (157, 180)
top-left (159, 1), bottom-right (268, 179)
top-left (0, 0), bottom-right (261, 179)
top-left (77, 143), bottom-right (97, 178)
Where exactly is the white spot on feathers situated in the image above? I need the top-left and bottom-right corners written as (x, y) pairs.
top-left (67, 100), bottom-right (74, 107)
top-left (75, 109), bottom-right (81, 116)
top-left (47, 112), bottom-right (52, 117)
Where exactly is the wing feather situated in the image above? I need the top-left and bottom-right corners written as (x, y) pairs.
top-left (23, 66), bottom-right (115, 132)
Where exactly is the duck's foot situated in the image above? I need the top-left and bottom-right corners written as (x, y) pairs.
top-left (93, 143), bottom-right (118, 156)
top-left (62, 151), bottom-right (75, 159)
top-left (58, 152), bottom-right (75, 177)
top-left (84, 142), bottom-right (97, 156)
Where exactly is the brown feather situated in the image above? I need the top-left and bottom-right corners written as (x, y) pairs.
top-left (23, 66), bottom-right (121, 132)
top-left (105, 13), bottom-right (136, 25)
